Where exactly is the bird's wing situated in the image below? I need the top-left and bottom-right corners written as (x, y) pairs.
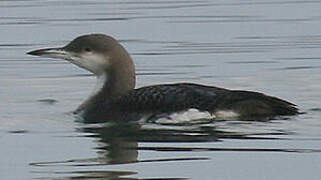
top-left (112, 83), bottom-right (226, 114)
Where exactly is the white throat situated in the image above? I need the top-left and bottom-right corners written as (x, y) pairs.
top-left (75, 73), bottom-right (108, 113)
top-left (90, 73), bottom-right (108, 98)
top-left (70, 52), bottom-right (110, 75)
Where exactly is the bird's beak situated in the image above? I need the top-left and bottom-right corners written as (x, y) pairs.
top-left (27, 47), bottom-right (75, 61)
top-left (27, 46), bottom-right (106, 75)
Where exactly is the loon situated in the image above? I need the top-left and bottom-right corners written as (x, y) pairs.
top-left (27, 34), bottom-right (299, 123)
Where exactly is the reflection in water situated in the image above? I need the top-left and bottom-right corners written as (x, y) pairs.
top-left (32, 170), bottom-right (137, 180)
top-left (30, 120), bottom-right (321, 179)
top-left (83, 123), bottom-right (140, 165)
top-left (2, 0), bottom-right (321, 179)
top-left (78, 122), bottom-right (215, 165)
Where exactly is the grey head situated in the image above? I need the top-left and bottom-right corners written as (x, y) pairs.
top-left (28, 34), bottom-right (136, 112)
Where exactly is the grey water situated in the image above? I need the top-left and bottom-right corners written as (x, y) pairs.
top-left (1, 0), bottom-right (321, 179)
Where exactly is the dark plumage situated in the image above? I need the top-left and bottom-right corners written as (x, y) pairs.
top-left (82, 83), bottom-right (298, 122)
top-left (27, 34), bottom-right (300, 123)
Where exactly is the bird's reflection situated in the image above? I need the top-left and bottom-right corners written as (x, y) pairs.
top-left (78, 121), bottom-right (216, 165)
top-left (82, 123), bottom-right (140, 164)
top-left (31, 118), bottom-right (320, 180)
top-left (78, 119), bottom-right (285, 165)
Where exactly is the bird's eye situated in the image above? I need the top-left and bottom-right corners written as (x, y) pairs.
top-left (84, 47), bottom-right (91, 52)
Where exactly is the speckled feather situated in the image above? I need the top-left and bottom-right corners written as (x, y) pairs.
top-left (81, 83), bottom-right (298, 122)
top-left (27, 34), bottom-right (299, 123)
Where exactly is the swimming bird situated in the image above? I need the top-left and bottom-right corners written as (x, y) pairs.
top-left (27, 34), bottom-right (299, 123)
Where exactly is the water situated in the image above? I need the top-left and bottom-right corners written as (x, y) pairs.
top-left (1, 0), bottom-right (321, 179)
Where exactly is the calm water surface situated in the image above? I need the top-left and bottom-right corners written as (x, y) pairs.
top-left (1, 0), bottom-right (321, 179)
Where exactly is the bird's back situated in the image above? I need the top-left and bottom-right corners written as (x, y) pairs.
top-left (79, 83), bottom-right (298, 123)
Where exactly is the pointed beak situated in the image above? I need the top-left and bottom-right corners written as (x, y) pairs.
top-left (27, 46), bottom-right (105, 75)
top-left (27, 47), bottom-right (75, 61)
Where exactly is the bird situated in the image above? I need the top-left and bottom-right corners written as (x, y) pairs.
top-left (27, 34), bottom-right (299, 123)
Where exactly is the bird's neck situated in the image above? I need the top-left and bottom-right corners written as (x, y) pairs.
top-left (75, 65), bottom-right (136, 113)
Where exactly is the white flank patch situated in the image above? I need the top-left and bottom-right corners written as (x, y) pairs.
top-left (154, 108), bottom-right (215, 124)
top-left (214, 110), bottom-right (239, 119)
